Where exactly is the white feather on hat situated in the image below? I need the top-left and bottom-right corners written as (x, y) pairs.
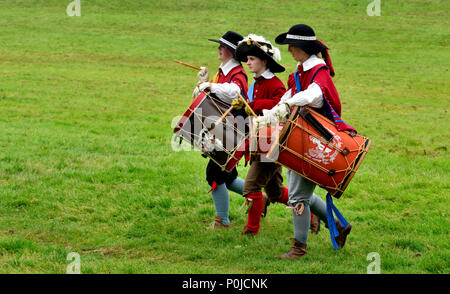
top-left (239, 34), bottom-right (281, 61)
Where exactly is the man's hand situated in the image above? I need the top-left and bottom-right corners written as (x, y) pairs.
top-left (197, 67), bottom-right (209, 83)
top-left (232, 98), bottom-right (244, 110)
top-left (192, 86), bottom-right (200, 99)
top-left (198, 82), bottom-right (211, 92)
top-left (271, 103), bottom-right (290, 122)
top-left (254, 103), bottom-right (289, 126)
top-left (192, 82), bottom-right (211, 99)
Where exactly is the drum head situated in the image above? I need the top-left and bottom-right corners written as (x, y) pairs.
top-left (174, 93), bottom-right (248, 170)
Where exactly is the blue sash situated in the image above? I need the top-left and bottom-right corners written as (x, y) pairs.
top-left (294, 72), bottom-right (301, 93)
top-left (326, 193), bottom-right (350, 250)
top-left (247, 81), bottom-right (255, 103)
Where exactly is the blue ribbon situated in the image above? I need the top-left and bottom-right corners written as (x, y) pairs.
top-left (247, 81), bottom-right (255, 103)
top-left (326, 193), bottom-right (349, 250)
top-left (294, 72), bottom-right (301, 93)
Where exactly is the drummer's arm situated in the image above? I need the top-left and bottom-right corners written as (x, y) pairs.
top-left (285, 83), bottom-right (324, 108)
top-left (210, 82), bottom-right (241, 104)
top-left (280, 89), bottom-right (292, 103)
top-left (259, 83), bottom-right (322, 123)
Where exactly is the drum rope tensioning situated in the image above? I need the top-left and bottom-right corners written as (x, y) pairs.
top-left (174, 92), bottom-right (250, 172)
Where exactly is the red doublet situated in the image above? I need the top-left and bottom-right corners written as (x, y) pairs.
top-left (248, 75), bottom-right (286, 115)
top-left (287, 64), bottom-right (341, 117)
top-left (216, 64), bottom-right (248, 99)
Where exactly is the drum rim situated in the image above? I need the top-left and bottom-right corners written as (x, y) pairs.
top-left (334, 138), bottom-right (371, 198)
top-left (173, 92), bottom-right (207, 133)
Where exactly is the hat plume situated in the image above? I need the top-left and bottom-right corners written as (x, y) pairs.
top-left (240, 34), bottom-right (282, 61)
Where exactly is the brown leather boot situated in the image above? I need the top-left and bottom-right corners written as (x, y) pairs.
top-left (209, 216), bottom-right (230, 229)
top-left (261, 192), bottom-right (270, 218)
top-left (335, 219), bottom-right (352, 248)
top-left (241, 226), bottom-right (258, 236)
top-left (280, 239), bottom-right (307, 259)
top-left (310, 214), bottom-right (320, 234)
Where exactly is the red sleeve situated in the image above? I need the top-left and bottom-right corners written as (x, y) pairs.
top-left (230, 72), bottom-right (248, 99)
top-left (250, 99), bottom-right (278, 114)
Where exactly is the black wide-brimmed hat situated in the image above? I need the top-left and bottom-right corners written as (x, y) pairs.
top-left (275, 24), bottom-right (327, 55)
top-left (276, 24), bottom-right (335, 76)
top-left (235, 35), bottom-right (285, 73)
top-left (208, 31), bottom-right (244, 56)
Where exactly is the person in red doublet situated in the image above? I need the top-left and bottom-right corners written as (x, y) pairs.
top-left (192, 31), bottom-right (249, 230)
top-left (231, 35), bottom-right (290, 236)
top-left (257, 24), bottom-right (354, 258)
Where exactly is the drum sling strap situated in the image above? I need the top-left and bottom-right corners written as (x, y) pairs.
top-left (326, 194), bottom-right (350, 250)
top-left (298, 107), bottom-right (334, 142)
top-left (294, 69), bottom-right (349, 250)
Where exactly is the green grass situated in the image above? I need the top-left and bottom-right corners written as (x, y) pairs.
top-left (0, 0), bottom-right (449, 274)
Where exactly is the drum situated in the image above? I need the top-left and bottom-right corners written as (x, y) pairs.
top-left (173, 92), bottom-right (248, 172)
top-left (249, 122), bottom-right (283, 160)
top-left (257, 106), bottom-right (370, 198)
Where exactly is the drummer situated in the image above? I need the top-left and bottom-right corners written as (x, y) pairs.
top-left (231, 34), bottom-right (290, 236)
top-left (256, 24), bottom-right (355, 258)
top-left (192, 31), bottom-right (249, 229)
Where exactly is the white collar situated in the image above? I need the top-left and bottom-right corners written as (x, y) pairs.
top-left (220, 58), bottom-right (240, 76)
top-left (296, 54), bottom-right (325, 72)
top-left (255, 68), bottom-right (275, 80)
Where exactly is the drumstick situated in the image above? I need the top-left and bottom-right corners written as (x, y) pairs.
top-left (173, 60), bottom-right (202, 71)
top-left (214, 105), bottom-right (234, 126)
top-left (237, 92), bottom-right (258, 118)
top-left (201, 105), bottom-right (234, 134)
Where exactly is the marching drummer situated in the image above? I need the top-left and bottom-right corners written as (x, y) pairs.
top-left (231, 34), bottom-right (290, 236)
top-left (256, 24), bottom-right (355, 258)
top-left (192, 31), bottom-right (249, 229)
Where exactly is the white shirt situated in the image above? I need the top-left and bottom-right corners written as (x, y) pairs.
top-left (280, 54), bottom-right (325, 108)
top-left (220, 58), bottom-right (241, 76)
top-left (299, 54), bottom-right (325, 72)
top-left (255, 69), bottom-right (275, 80)
top-left (210, 58), bottom-right (243, 103)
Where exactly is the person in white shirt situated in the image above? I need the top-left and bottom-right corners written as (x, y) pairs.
top-left (192, 31), bottom-right (249, 229)
top-left (257, 24), bottom-right (352, 258)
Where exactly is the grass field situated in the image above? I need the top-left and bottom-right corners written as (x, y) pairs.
top-left (0, 0), bottom-right (449, 274)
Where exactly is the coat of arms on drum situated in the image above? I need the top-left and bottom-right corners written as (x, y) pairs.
top-left (304, 129), bottom-right (343, 165)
